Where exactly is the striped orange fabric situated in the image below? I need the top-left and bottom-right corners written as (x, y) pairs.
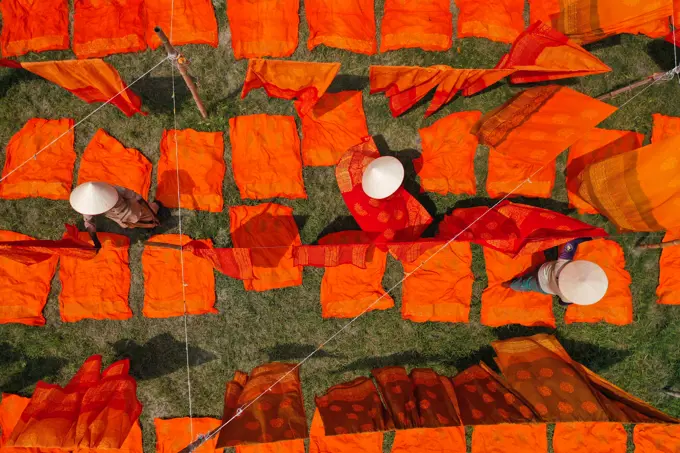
top-left (228, 0), bottom-right (299, 59)
top-left (652, 113), bottom-right (680, 143)
top-left (486, 148), bottom-right (556, 198)
top-left (391, 427), bottom-right (465, 453)
top-left (144, 0), bottom-right (218, 49)
top-left (306, 0), bottom-right (376, 54)
top-left (472, 424), bottom-right (547, 453)
top-left (657, 230), bottom-right (680, 305)
top-left (309, 409), bottom-right (383, 453)
top-left (553, 422), bottom-right (627, 453)
top-left (456, 0), bottom-right (525, 43)
top-left (236, 440), bottom-right (305, 453)
top-left (0, 0), bottom-right (69, 57)
top-left (634, 424), bottom-right (680, 452)
top-left (380, 0), bottom-right (452, 51)
top-left (155, 418), bottom-right (223, 453)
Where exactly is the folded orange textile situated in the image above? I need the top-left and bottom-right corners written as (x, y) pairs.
top-left (242, 59), bottom-right (341, 116)
top-left (455, 0), bottom-right (525, 43)
top-left (652, 113), bottom-right (680, 143)
top-left (306, 0), bottom-right (376, 54)
top-left (391, 427), bottom-right (466, 453)
top-left (144, 0), bottom-right (218, 49)
top-left (73, 0), bottom-right (146, 59)
top-left (228, 0), bottom-right (299, 59)
top-left (566, 129), bottom-right (643, 214)
top-left (0, 393), bottom-right (29, 445)
top-left (0, 0), bottom-right (69, 57)
top-left (496, 21), bottom-right (611, 83)
top-left (319, 231), bottom-right (394, 318)
top-left (380, 0), bottom-right (452, 51)
top-left (230, 115), bottom-right (306, 199)
top-left (529, 0), bottom-right (560, 23)
top-left (309, 409), bottom-right (383, 453)
top-left (565, 239), bottom-right (632, 325)
top-left (297, 91), bottom-right (369, 166)
top-left (77, 129), bottom-right (152, 198)
top-left (471, 424), bottom-right (547, 453)
top-left (155, 418), bottom-right (223, 453)
top-left (486, 148), bottom-right (556, 198)
top-left (229, 204), bottom-right (302, 292)
top-left (58, 232), bottom-right (132, 323)
top-left (481, 248), bottom-right (555, 327)
top-left (142, 234), bottom-right (216, 318)
top-left (0, 225), bottom-right (96, 266)
top-left (0, 118), bottom-right (75, 200)
top-left (553, 422), bottom-right (627, 453)
top-left (184, 241), bottom-right (255, 280)
top-left (634, 424), bottom-right (680, 452)
top-left (156, 129), bottom-right (225, 212)
top-left (293, 243), bottom-right (371, 268)
top-left (415, 111), bottom-right (481, 195)
top-left (236, 440), bottom-right (305, 453)
top-left (657, 230), bottom-right (680, 305)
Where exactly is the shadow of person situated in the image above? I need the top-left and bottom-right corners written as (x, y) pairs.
top-left (133, 76), bottom-right (191, 114)
top-left (157, 168), bottom-right (198, 212)
top-left (315, 216), bottom-right (362, 243)
top-left (0, 342), bottom-right (66, 393)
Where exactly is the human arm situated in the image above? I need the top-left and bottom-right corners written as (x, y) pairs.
top-left (558, 237), bottom-right (592, 260)
top-left (83, 215), bottom-right (102, 249)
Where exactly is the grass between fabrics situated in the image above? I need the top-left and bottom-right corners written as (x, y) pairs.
top-left (2, 1), bottom-right (680, 452)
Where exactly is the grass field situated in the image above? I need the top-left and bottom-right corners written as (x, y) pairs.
top-left (2, 1), bottom-right (680, 451)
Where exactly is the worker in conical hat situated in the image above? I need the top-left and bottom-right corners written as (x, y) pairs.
top-left (70, 182), bottom-right (161, 248)
top-left (505, 238), bottom-right (609, 306)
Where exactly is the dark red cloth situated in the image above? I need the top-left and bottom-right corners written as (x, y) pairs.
top-left (293, 244), bottom-right (371, 268)
top-left (184, 240), bottom-right (254, 280)
top-left (0, 225), bottom-right (97, 265)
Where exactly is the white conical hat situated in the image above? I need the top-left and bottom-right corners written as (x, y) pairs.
top-left (558, 260), bottom-right (609, 306)
top-left (69, 182), bottom-right (119, 215)
top-left (361, 156), bottom-right (405, 199)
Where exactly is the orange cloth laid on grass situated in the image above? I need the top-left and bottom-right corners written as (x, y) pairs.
top-left (228, 0), bottom-right (299, 59)
top-left (553, 422), bottom-right (627, 453)
top-left (414, 111), bottom-right (481, 195)
top-left (78, 129), bottom-right (152, 198)
top-left (309, 409), bottom-right (383, 453)
top-left (0, 0), bottom-right (69, 57)
top-left (391, 427), bottom-right (466, 453)
top-left (242, 59), bottom-right (341, 116)
top-left (229, 115), bottom-right (306, 199)
top-left (306, 0), bottom-right (376, 54)
top-left (380, 0), bottom-right (452, 52)
top-left (0, 118), bottom-right (75, 200)
top-left (144, 0), bottom-right (218, 49)
top-left (487, 148), bottom-right (556, 198)
top-left (297, 91), bottom-right (369, 166)
top-left (657, 230), bottom-right (680, 305)
top-left (58, 232), bottom-right (132, 323)
top-left (142, 234), bottom-right (216, 318)
top-left (156, 129), bottom-right (225, 212)
top-left (652, 113), bottom-right (680, 142)
top-left (529, 0), bottom-right (560, 23)
top-left (155, 418), bottom-right (223, 453)
top-left (236, 441), bottom-right (305, 453)
top-left (73, 0), bottom-right (146, 59)
top-left (472, 424), bottom-right (547, 453)
top-left (634, 424), bottom-right (680, 452)
top-left (230, 204), bottom-right (302, 292)
top-left (0, 231), bottom-right (58, 326)
top-left (455, 0), bottom-right (525, 43)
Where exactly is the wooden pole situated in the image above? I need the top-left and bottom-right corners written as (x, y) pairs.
top-left (597, 72), bottom-right (669, 101)
top-left (154, 26), bottom-right (208, 119)
top-left (637, 239), bottom-right (680, 250)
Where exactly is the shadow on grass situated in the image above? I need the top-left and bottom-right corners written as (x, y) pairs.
top-left (647, 39), bottom-right (678, 72)
top-left (263, 343), bottom-right (345, 361)
top-left (134, 76), bottom-right (191, 114)
top-left (326, 74), bottom-right (369, 93)
top-left (315, 216), bottom-right (362, 242)
top-left (0, 342), bottom-right (66, 393)
top-left (0, 70), bottom-right (42, 97)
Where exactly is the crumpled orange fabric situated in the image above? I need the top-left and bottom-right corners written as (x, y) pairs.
top-left (229, 115), bottom-right (306, 199)
top-left (652, 113), bottom-right (680, 143)
top-left (77, 129), bottom-right (152, 198)
top-left (156, 129), bottom-right (225, 212)
top-left (482, 248), bottom-right (555, 327)
top-left (0, 118), bottom-right (75, 200)
top-left (455, 0), bottom-right (525, 43)
top-left (0, 0), bottom-right (69, 57)
top-left (242, 59), bottom-right (341, 116)
top-left (380, 0), bottom-right (452, 52)
top-left (73, 0), bottom-right (146, 59)
top-left (319, 231), bottom-right (394, 318)
top-left (0, 231), bottom-right (58, 326)
top-left (472, 424), bottom-right (547, 453)
top-left (306, 0), bottom-right (376, 54)
top-left (142, 234), bottom-right (216, 318)
top-left (565, 239), bottom-right (632, 325)
top-left (529, 0), bottom-right (560, 23)
top-left (230, 204), bottom-right (302, 292)
top-left (634, 424), bottom-right (680, 452)
top-left (414, 111), bottom-right (481, 195)
top-left (486, 148), bottom-right (556, 198)
top-left (58, 232), bottom-right (131, 323)
top-left (228, 0), bottom-right (299, 59)
top-left (553, 422), bottom-right (627, 453)
top-left (144, 0), bottom-right (218, 49)
top-left (297, 91), bottom-right (369, 166)
top-left (391, 427), bottom-right (466, 453)
top-left (309, 409), bottom-right (383, 453)
top-left (155, 418), bottom-right (223, 453)
top-left (657, 230), bottom-right (680, 305)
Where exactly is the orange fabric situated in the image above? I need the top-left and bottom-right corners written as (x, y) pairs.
top-left (0, 0), bottom-right (69, 57)
top-left (553, 422), bottom-right (627, 453)
top-left (73, 0), bottom-right (146, 59)
top-left (399, 242), bottom-right (473, 323)
top-left (77, 129), bottom-right (152, 198)
top-left (236, 440), bottom-right (305, 453)
top-left (228, 0), bottom-right (299, 59)
top-left (156, 129), bottom-right (225, 212)
top-left (309, 409), bottom-right (383, 453)
top-left (634, 424), bottom-right (680, 452)
top-left (155, 418), bottom-right (223, 453)
top-left (142, 234), bottom-right (216, 318)
top-left (0, 231), bottom-right (58, 326)
top-left (455, 0), bottom-right (525, 43)
top-left (229, 204), bottom-right (302, 292)
top-left (229, 115), bottom-right (306, 199)
top-left (657, 230), bottom-right (680, 305)
top-left (486, 148), bottom-right (556, 198)
top-left (297, 91), bottom-right (369, 166)
top-left (471, 424), bottom-right (547, 453)
top-left (414, 111), bottom-right (481, 195)
top-left (242, 59), bottom-right (341, 116)
top-left (391, 427), bottom-right (466, 453)
top-left (306, 0), bottom-right (376, 54)
top-left (0, 118), bottom-right (74, 200)
top-left (652, 113), bottom-right (680, 143)
top-left (567, 129), bottom-right (643, 214)
top-left (58, 232), bottom-right (131, 323)
top-left (380, 0), bottom-right (452, 52)
top-left (565, 239), bottom-right (632, 325)
top-left (0, 394), bottom-right (29, 445)
top-left (144, 0), bottom-right (218, 49)
top-left (529, 0), bottom-right (560, 23)
top-left (481, 248), bottom-right (555, 327)
top-left (319, 231), bottom-right (394, 318)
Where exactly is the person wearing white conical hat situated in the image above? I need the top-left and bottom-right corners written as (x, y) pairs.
top-left (361, 156), bottom-right (405, 200)
top-left (70, 182), bottom-right (161, 248)
top-left (505, 238), bottom-right (609, 306)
